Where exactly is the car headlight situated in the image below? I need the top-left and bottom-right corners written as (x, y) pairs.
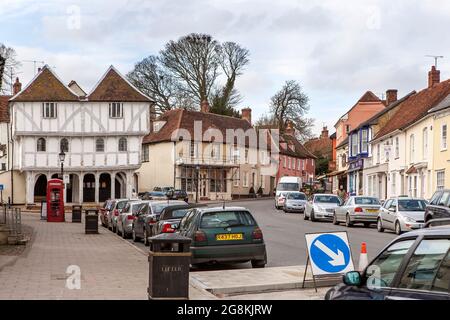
top-left (403, 216), bottom-right (416, 223)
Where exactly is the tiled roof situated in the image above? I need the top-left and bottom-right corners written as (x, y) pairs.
top-left (375, 80), bottom-right (450, 139)
top-left (143, 109), bottom-right (253, 144)
top-left (10, 66), bottom-right (79, 102)
top-left (335, 91), bottom-right (383, 127)
top-left (280, 134), bottom-right (317, 159)
top-left (88, 66), bottom-right (152, 102)
top-left (304, 136), bottom-right (332, 158)
top-left (0, 95), bottom-right (11, 123)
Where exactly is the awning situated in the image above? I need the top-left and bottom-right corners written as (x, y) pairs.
top-left (326, 170), bottom-right (347, 177)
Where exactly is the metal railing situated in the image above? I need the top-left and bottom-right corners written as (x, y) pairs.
top-left (0, 206), bottom-right (22, 237)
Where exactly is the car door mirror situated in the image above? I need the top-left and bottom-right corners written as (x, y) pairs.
top-left (343, 271), bottom-right (362, 286)
top-left (388, 207), bottom-right (396, 213)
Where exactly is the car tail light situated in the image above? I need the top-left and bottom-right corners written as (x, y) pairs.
top-left (252, 227), bottom-right (263, 240)
top-left (114, 209), bottom-right (119, 216)
top-left (194, 230), bottom-right (207, 242)
top-left (354, 207), bottom-right (363, 213)
top-left (148, 216), bottom-right (157, 224)
top-left (127, 215), bottom-right (135, 220)
top-left (162, 223), bottom-right (175, 233)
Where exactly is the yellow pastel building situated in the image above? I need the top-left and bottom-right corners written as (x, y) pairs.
top-left (431, 101), bottom-right (450, 191)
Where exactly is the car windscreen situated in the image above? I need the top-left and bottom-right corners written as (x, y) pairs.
top-left (315, 195), bottom-right (340, 204)
top-left (355, 197), bottom-right (380, 205)
top-left (151, 203), bottom-right (184, 214)
top-left (200, 211), bottom-right (256, 229)
top-left (287, 193), bottom-right (306, 200)
top-left (169, 208), bottom-right (191, 219)
top-left (277, 183), bottom-right (299, 191)
top-left (131, 203), bottom-right (143, 214)
top-left (151, 192), bottom-right (166, 197)
top-left (398, 199), bottom-right (427, 211)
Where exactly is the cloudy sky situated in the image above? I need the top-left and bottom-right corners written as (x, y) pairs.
top-left (1, 0), bottom-right (450, 136)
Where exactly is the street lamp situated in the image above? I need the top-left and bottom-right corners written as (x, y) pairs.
top-left (59, 150), bottom-right (65, 181)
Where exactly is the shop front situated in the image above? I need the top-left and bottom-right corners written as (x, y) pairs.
top-left (347, 158), bottom-right (364, 196)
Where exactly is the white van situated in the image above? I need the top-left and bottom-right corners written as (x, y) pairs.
top-left (275, 176), bottom-right (302, 209)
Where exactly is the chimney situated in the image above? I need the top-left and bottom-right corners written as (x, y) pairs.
top-left (428, 66), bottom-right (440, 88)
top-left (241, 107), bottom-right (252, 124)
top-left (13, 77), bottom-right (22, 95)
top-left (320, 126), bottom-right (329, 139)
top-left (38, 67), bottom-right (42, 73)
top-left (200, 99), bottom-right (210, 113)
top-left (386, 89), bottom-right (398, 105)
top-left (285, 120), bottom-right (295, 136)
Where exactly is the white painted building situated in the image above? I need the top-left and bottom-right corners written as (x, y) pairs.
top-left (8, 65), bottom-right (152, 205)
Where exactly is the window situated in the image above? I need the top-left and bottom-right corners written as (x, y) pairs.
top-left (351, 133), bottom-right (358, 156)
top-left (260, 174), bottom-right (264, 189)
top-left (376, 144), bottom-right (380, 164)
top-left (60, 138), bottom-right (69, 152)
top-left (410, 134), bottom-right (415, 163)
top-left (243, 172), bottom-right (249, 187)
top-left (395, 137), bottom-right (399, 159)
top-left (96, 138), bottom-right (105, 152)
top-left (365, 240), bottom-right (415, 288)
top-left (118, 137), bottom-right (127, 152)
top-left (37, 138), bottom-right (46, 152)
top-left (398, 239), bottom-right (450, 292)
top-left (200, 211), bottom-right (256, 229)
top-left (441, 124), bottom-right (447, 150)
top-left (211, 143), bottom-right (220, 160)
top-left (391, 173), bottom-right (396, 195)
top-left (283, 156), bottom-right (286, 168)
top-left (190, 141), bottom-right (198, 158)
top-left (245, 148), bottom-right (249, 164)
top-left (298, 159), bottom-right (301, 171)
top-left (141, 145), bottom-right (149, 162)
top-left (288, 157), bottom-right (291, 169)
top-left (423, 128), bottom-right (428, 160)
top-left (42, 102), bottom-right (57, 118)
top-left (413, 176), bottom-right (418, 198)
top-left (361, 129), bottom-right (368, 153)
top-left (437, 170), bottom-right (445, 191)
top-left (345, 124), bottom-right (350, 133)
top-left (1, 163), bottom-right (6, 171)
top-left (234, 170), bottom-right (240, 187)
top-left (109, 102), bottom-right (123, 118)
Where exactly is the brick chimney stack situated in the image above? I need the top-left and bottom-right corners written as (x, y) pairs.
top-left (428, 66), bottom-right (440, 88)
top-left (285, 120), bottom-right (295, 136)
top-left (320, 126), bottom-right (329, 139)
top-left (200, 99), bottom-right (210, 113)
top-left (386, 89), bottom-right (398, 105)
top-left (241, 107), bottom-right (252, 124)
top-left (13, 77), bottom-right (22, 95)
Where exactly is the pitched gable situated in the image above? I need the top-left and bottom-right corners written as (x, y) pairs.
top-left (10, 66), bottom-right (79, 102)
top-left (88, 66), bottom-right (152, 102)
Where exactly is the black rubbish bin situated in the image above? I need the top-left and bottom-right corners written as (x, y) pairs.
top-left (72, 205), bottom-right (82, 223)
top-left (85, 209), bottom-right (99, 234)
top-left (148, 233), bottom-right (191, 300)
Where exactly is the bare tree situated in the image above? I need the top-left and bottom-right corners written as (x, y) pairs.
top-left (259, 80), bottom-right (314, 141)
top-left (0, 44), bottom-right (19, 94)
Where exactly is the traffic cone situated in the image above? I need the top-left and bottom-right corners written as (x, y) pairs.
top-left (358, 242), bottom-right (369, 271)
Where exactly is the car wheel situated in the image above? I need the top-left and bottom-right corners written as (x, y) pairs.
top-left (122, 228), bottom-right (128, 239)
top-left (332, 213), bottom-right (339, 225)
top-left (132, 227), bottom-right (141, 242)
top-left (377, 218), bottom-right (384, 232)
top-left (363, 223), bottom-right (371, 228)
top-left (310, 210), bottom-right (316, 222)
top-left (395, 221), bottom-right (402, 235)
top-left (251, 252), bottom-right (267, 268)
top-left (345, 214), bottom-right (353, 227)
top-left (144, 228), bottom-right (149, 246)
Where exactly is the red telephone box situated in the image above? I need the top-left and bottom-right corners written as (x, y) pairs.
top-left (46, 179), bottom-right (65, 222)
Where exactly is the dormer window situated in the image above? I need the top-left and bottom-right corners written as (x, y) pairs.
top-left (42, 102), bottom-right (57, 118)
top-left (109, 102), bottom-right (123, 118)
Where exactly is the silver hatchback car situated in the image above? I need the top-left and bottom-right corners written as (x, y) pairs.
top-left (333, 196), bottom-right (381, 227)
top-left (377, 197), bottom-right (428, 234)
top-left (283, 192), bottom-right (307, 213)
top-left (116, 200), bottom-right (148, 238)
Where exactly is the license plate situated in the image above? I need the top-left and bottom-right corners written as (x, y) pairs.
top-left (366, 209), bottom-right (379, 213)
top-left (216, 233), bottom-right (243, 241)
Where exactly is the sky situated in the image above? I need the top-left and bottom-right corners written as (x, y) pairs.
top-left (2, 0), bottom-right (450, 137)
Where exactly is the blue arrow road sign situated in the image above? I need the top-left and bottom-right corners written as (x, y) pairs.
top-left (305, 232), bottom-right (354, 275)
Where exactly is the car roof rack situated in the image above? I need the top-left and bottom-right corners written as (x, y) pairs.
top-left (424, 218), bottom-right (450, 228)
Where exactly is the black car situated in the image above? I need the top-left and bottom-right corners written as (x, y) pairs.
top-left (132, 200), bottom-right (187, 246)
top-left (153, 203), bottom-right (206, 236)
top-left (325, 225), bottom-right (450, 300)
top-left (168, 189), bottom-right (189, 202)
top-left (425, 189), bottom-right (450, 223)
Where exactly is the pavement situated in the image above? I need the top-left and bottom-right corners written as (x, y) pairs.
top-left (0, 211), bottom-right (332, 300)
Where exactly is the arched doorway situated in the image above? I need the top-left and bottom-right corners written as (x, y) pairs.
top-left (115, 172), bottom-right (126, 199)
top-left (99, 173), bottom-right (111, 202)
top-left (67, 174), bottom-right (80, 203)
top-left (133, 173), bottom-right (139, 196)
top-left (83, 174), bottom-right (95, 202)
top-left (34, 174), bottom-right (47, 203)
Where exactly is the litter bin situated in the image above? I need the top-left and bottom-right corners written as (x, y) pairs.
top-left (148, 233), bottom-right (191, 300)
top-left (72, 205), bottom-right (82, 223)
top-left (85, 209), bottom-right (99, 234)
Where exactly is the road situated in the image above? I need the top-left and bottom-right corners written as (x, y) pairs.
top-left (119, 198), bottom-right (398, 269)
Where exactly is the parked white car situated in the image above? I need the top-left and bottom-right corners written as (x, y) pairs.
top-left (275, 176), bottom-right (301, 209)
top-left (333, 196), bottom-right (381, 227)
top-left (304, 194), bottom-right (342, 222)
top-left (377, 197), bottom-right (428, 234)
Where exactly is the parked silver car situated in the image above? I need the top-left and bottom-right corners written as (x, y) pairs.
top-left (283, 192), bottom-right (307, 213)
top-left (304, 194), bottom-right (342, 221)
top-left (333, 196), bottom-right (381, 227)
top-left (377, 197), bottom-right (428, 234)
top-left (116, 200), bottom-right (148, 238)
top-left (108, 199), bottom-right (138, 232)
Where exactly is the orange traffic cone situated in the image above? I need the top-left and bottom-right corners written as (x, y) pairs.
top-left (358, 242), bottom-right (369, 271)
